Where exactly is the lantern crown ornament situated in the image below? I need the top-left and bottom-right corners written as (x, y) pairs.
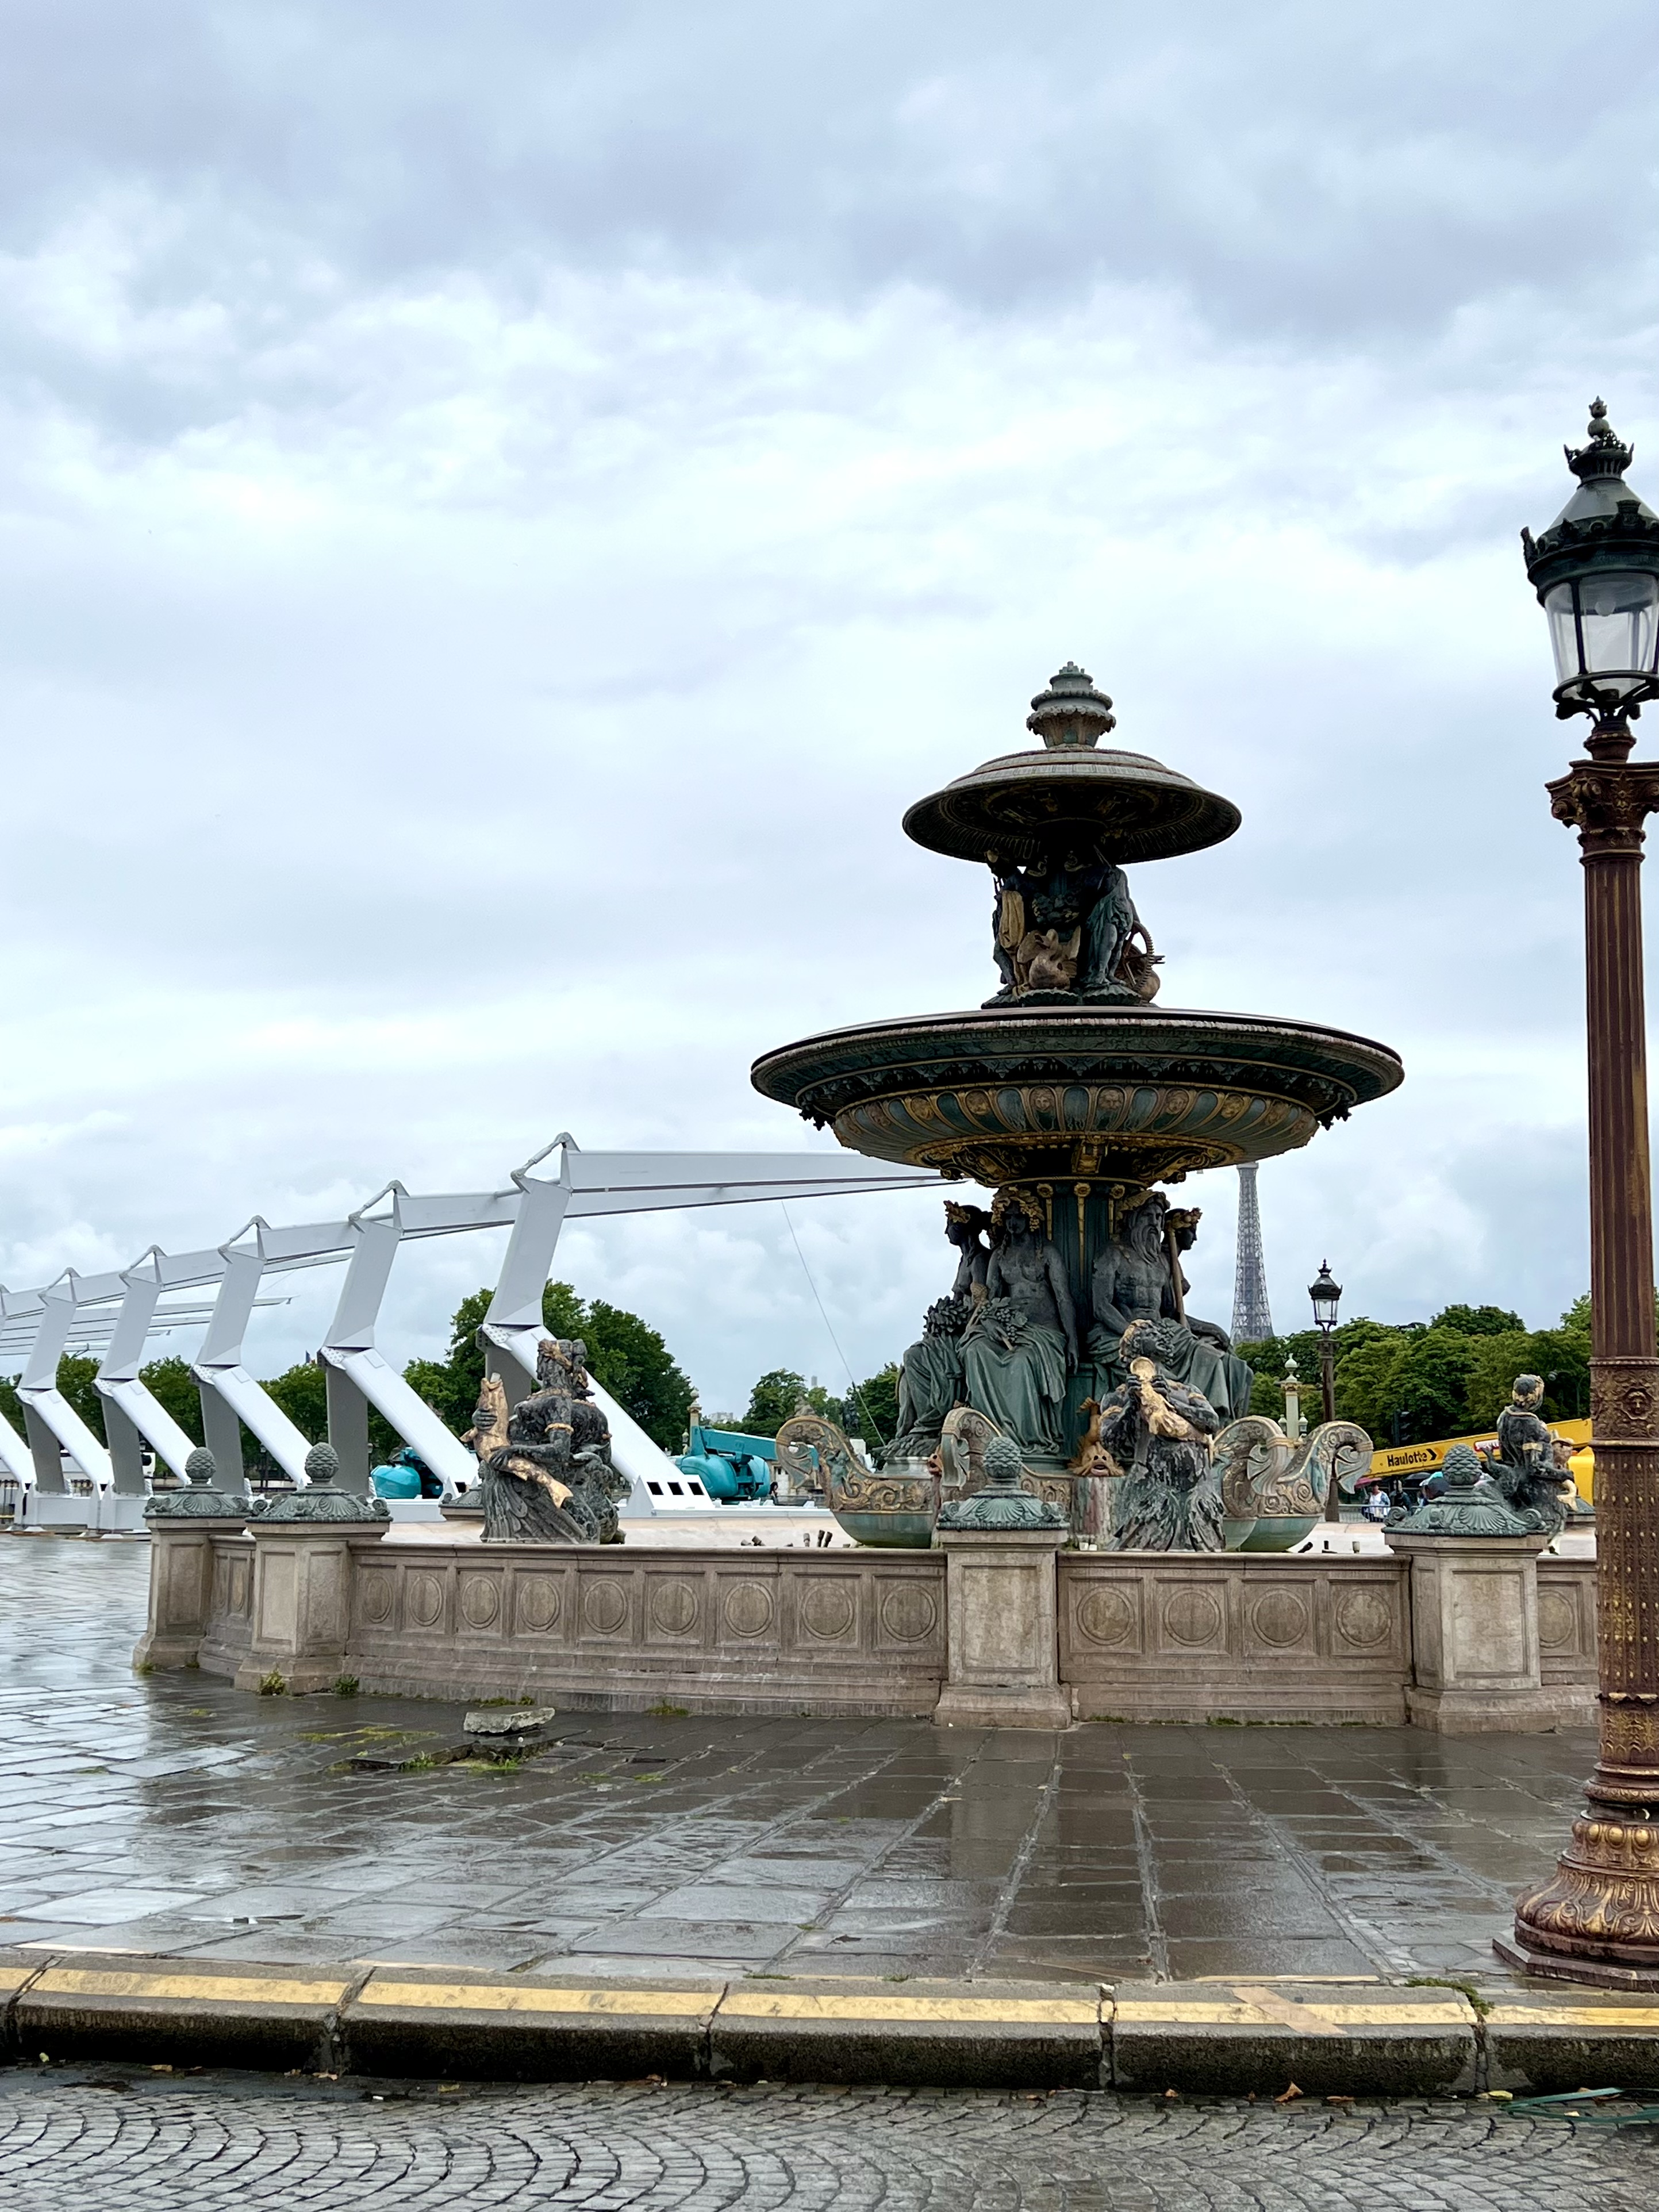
top-left (1522, 400), bottom-right (1659, 737)
top-left (1566, 397), bottom-right (1635, 483)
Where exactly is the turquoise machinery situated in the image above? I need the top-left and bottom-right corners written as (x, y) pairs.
top-left (675, 1423), bottom-right (776, 1503)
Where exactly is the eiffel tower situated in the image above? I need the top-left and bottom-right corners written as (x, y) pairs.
top-left (1231, 1162), bottom-right (1274, 1343)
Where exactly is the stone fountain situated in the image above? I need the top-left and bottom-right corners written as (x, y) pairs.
top-left (752, 665), bottom-right (1403, 1520)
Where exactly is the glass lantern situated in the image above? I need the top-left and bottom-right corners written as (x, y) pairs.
top-left (1544, 569), bottom-right (1659, 707)
top-left (1308, 1262), bottom-right (1341, 1333)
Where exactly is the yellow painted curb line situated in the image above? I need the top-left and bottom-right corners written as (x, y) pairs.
top-left (718, 1991), bottom-right (1099, 2025)
top-left (360, 1981), bottom-right (713, 2018)
top-left (1486, 2003), bottom-right (1659, 2029)
top-left (29, 1968), bottom-right (351, 2007)
top-left (1117, 1994), bottom-right (1471, 2033)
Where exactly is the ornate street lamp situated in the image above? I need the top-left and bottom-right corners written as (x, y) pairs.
top-left (1308, 1262), bottom-right (1341, 1515)
top-left (1501, 402), bottom-right (1659, 1989)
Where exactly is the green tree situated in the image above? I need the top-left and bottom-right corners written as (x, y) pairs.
top-left (1380, 1330), bottom-right (1481, 1439)
top-left (837, 1363), bottom-right (901, 1446)
top-left (407, 1287), bottom-right (491, 1433)
top-left (56, 1354), bottom-right (106, 1446)
top-left (1458, 1330), bottom-right (1535, 1430)
top-left (1334, 1330), bottom-right (1411, 1435)
top-left (402, 1356), bottom-right (470, 1434)
top-left (400, 1280), bottom-right (695, 1451)
top-left (1431, 1303), bottom-right (1527, 1338)
top-left (566, 1293), bottom-right (696, 1450)
top-left (742, 1369), bottom-right (812, 1436)
top-left (0, 1373), bottom-right (23, 1438)
top-left (263, 1361), bottom-right (327, 1443)
top-left (136, 1355), bottom-right (205, 1448)
top-left (1237, 1318), bottom-right (1414, 1431)
top-left (1533, 1299), bottom-right (1592, 1420)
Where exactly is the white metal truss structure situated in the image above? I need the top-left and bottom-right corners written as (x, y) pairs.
top-left (0, 1138), bottom-right (937, 1508)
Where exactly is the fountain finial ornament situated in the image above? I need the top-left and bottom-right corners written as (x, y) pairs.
top-left (144, 1445), bottom-right (240, 1519)
top-left (254, 1439), bottom-right (391, 1523)
top-left (1026, 662), bottom-right (1116, 748)
top-left (936, 1433), bottom-right (1068, 1530)
top-left (1387, 1443), bottom-right (1535, 1537)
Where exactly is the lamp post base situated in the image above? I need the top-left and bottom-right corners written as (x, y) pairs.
top-left (1499, 1806), bottom-right (1659, 1991)
top-left (1494, 1934), bottom-right (1659, 1993)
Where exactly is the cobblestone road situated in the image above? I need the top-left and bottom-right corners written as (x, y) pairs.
top-left (0, 1538), bottom-right (1597, 1984)
top-left (1, 2067), bottom-right (1653, 2210)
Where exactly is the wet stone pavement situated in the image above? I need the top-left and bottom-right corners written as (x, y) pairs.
top-left (0, 1535), bottom-right (1596, 1986)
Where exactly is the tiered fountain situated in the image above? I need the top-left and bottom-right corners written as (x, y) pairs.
top-left (754, 665), bottom-right (1402, 1525)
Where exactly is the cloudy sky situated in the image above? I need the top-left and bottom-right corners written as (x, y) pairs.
top-left (1, 1), bottom-right (1654, 1412)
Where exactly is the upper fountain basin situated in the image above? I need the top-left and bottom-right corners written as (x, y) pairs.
top-left (902, 744), bottom-right (1241, 867)
top-left (752, 1000), bottom-right (1403, 1192)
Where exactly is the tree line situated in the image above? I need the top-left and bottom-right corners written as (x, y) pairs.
top-left (725, 1365), bottom-right (903, 1445)
top-left (1234, 1297), bottom-right (1592, 1442)
top-left (4, 1289), bottom-right (1592, 1475)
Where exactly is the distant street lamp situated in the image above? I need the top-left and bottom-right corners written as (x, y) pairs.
top-left (1502, 401), bottom-right (1659, 1990)
top-left (1309, 1262), bottom-right (1341, 1519)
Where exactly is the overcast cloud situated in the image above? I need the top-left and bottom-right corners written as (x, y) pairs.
top-left (0, 1), bottom-right (1654, 1410)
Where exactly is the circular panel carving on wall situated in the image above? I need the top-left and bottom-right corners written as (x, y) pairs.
top-left (360, 1573), bottom-right (394, 1625)
top-left (1333, 1590), bottom-right (1393, 1651)
top-left (800, 1581), bottom-right (858, 1642)
top-left (408, 1573), bottom-right (444, 1629)
top-left (582, 1579), bottom-right (630, 1637)
top-left (1248, 1590), bottom-right (1309, 1650)
top-left (1076, 1587), bottom-right (1136, 1648)
top-left (879, 1584), bottom-right (938, 1643)
top-left (650, 1580), bottom-right (700, 1638)
top-left (722, 1581), bottom-right (775, 1639)
top-left (460, 1575), bottom-right (501, 1629)
top-left (1537, 1589), bottom-right (1576, 1652)
top-left (1162, 1587), bottom-right (1223, 1648)
top-left (514, 1576), bottom-right (562, 1634)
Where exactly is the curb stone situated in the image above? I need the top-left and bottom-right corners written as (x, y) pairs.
top-left (708, 1977), bottom-right (1103, 2090)
top-left (4, 1949), bottom-right (1659, 2095)
top-left (346, 1967), bottom-right (725, 2082)
top-left (1111, 1981), bottom-right (1478, 2099)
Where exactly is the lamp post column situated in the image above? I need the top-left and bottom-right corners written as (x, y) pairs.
top-left (1308, 1264), bottom-right (1342, 1521)
top-left (1318, 1328), bottom-right (1340, 1519)
top-left (1503, 730), bottom-right (1659, 1985)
